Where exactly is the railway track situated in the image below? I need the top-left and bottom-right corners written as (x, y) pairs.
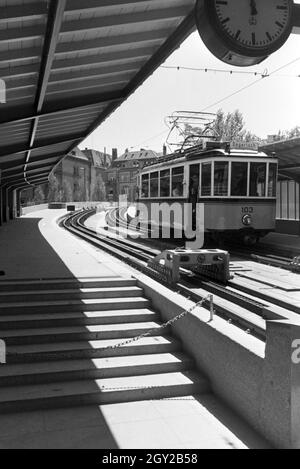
top-left (107, 206), bottom-right (300, 289)
top-left (107, 206), bottom-right (300, 272)
top-left (61, 208), bottom-right (300, 342)
top-left (61, 208), bottom-right (300, 340)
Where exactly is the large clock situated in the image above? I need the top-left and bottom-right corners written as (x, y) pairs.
top-left (195, 0), bottom-right (294, 66)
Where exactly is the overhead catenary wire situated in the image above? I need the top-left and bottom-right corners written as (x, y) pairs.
top-left (161, 65), bottom-right (270, 77)
top-left (201, 55), bottom-right (300, 112)
top-left (135, 128), bottom-right (170, 148)
top-left (160, 65), bottom-right (300, 78)
top-left (134, 56), bottom-right (300, 148)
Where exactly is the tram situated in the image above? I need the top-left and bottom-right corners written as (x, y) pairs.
top-left (137, 141), bottom-right (278, 245)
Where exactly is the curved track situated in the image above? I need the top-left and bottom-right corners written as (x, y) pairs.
top-left (61, 208), bottom-right (300, 342)
top-left (107, 207), bottom-right (300, 271)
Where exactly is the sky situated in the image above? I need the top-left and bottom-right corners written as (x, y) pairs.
top-left (80, 8), bottom-right (300, 156)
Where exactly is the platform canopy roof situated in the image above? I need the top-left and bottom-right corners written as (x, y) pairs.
top-left (260, 137), bottom-right (300, 181)
top-left (0, 0), bottom-right (196, 191)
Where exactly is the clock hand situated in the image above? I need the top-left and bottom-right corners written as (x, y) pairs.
top-left (250, 0), bottom-right (258, 16)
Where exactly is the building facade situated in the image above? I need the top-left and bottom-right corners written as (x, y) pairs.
top-left (54, 147), bottom-right (111, 202)
top-left (105, 149), bottom-right (159, 202)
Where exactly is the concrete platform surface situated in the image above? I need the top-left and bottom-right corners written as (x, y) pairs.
top-left (262, 232), bottom-right (300, 254)
top-left (0, 209), bottom-right (133, 280)
top-left (0, 398), bottom-right (270, 449)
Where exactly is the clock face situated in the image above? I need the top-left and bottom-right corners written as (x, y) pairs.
top-left (214, 0), bottom-right (293, 50)
top-left (195, 0), bottom-right (294, 65)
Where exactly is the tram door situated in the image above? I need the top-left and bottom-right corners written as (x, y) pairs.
top-left (188, 164), bottom-right (200, 231)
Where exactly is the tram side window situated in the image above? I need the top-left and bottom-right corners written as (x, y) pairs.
top-left (231, 162), bottom-right (248, 196)
top-left (150, 172), bottom-right (159, 198)
top-left (171, 167), bottom-right (184, 197)
top-left (268, 163), bottom-right (277, 197)
top-left (160, 169), bottom-right (170, 197)
top-left (189, 164), bottom-right (200, 203)
top-left (214, 162), bottom-right (229, 196)
top-left (201, 163), bottom-right (212, 196)
top-left (141, 174), bottom-right (149, 198)
top-left (250, 163), bottom-right (266, 197)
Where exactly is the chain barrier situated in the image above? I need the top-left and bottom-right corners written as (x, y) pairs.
top-left (103, 293), bottom-right (212, 351)
top-left (5, 295), bottom-right (213, 362)
top-left (2, 296), bottom-right (214, 399)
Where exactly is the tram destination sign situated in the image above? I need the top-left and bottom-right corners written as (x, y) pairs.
top-left (230, 140), bottom-right (260, 150)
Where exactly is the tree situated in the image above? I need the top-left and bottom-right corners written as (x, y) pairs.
top-left (48, 173), bottom-right (62, 202)
top-left (243, 130), bottom-right (262, 143)
top-left (182, 109), bottom-right (262, 145)
top-left (184, 123), bottom-right (203, 137)
top-left (211, 109), bottom-right (246, 141)
top-left (288, 126), bottom-right (300, 138)
top-left (271, 126), bottom-right (300, 142)
top-left (92, 174), bottom-right (106, 201)
top-left (33, 185), bottom-right (45, 205)
top-left (21, 188), bottom-right (34, 206)
top-left (62, 180), bottom-right (73, 202)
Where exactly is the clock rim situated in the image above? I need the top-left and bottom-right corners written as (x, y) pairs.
top-left (195, 0), bottom-right (294, 58)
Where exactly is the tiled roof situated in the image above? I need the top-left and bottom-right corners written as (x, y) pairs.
top-left (69, 147), bottom-right (89, 161)
top-left (117, 149), bottom-right (158, 161)
top-left (82, 149), bottom-right (111, 168)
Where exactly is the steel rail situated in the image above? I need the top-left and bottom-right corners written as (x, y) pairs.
top-left (60, 209), bottom-right (267, 340)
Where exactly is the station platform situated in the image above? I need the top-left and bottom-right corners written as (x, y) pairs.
top-left (0, 209), bottom-right (270, 449)
top-left (261, 232), bottom-right (300, 255)
top-left (0, 209), bottom-right (130, 280)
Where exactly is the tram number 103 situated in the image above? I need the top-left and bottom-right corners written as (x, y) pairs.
top-left (242, 207), bottom-right (254, 214)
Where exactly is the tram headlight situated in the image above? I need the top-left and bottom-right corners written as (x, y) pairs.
top-left (242, 214), bottom-right (252, 226)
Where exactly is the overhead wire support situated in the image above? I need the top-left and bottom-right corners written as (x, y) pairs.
top-left (135, 56), bottom-right (300, 149)
top-left (201, 55), bottom-right (300, 112)
top-left (160, 64), bottom-right (300, 78)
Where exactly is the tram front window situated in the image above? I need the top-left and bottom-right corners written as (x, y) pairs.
top-left (250, 163), bottom-right (266, 197)
top-left (150, 172), bottom-right (159, 198)
top-left (231, 162), bottom-right (248, 196)
top-left (268, 163), bottom-right (277, 197)
top-left (201, 163), bottom-right (212, 196)
top-left (214, 162), bottom-right (229, 196)
top-left (171, 167), bottom-right (184, 197)
top-left (160, 169), bottom-right (170, 197)
top-left (141, 174), bottom-right (149, 198)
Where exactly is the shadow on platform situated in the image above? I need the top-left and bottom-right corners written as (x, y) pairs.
top-left (193, 394), bottom-right (271, 449)
top-left (0, 405), bottom-right (119, 449)
top-left (0, 216), bottom-right (75, 280)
